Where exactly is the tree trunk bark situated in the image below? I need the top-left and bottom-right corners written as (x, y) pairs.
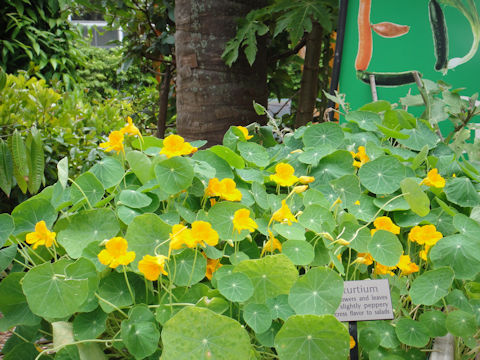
top-left (175, 0), bottom-right (268, 145)
top-left (156, 64), bottom-right (172, 138)
top-left (295, 21), bottom-right (324, 128)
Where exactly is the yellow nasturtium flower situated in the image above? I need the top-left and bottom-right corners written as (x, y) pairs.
top-left (298, 176), bottom-right (315, 184)
top-left (371, 216), bottom-right (400, 236)
top-left (98, 237), bottom-right (136, 268)
top-left (236, 126), bottom-right (253, 140)
top-left (160, 134), bottom-right (197, 158)
top-left (420, 168), bottom-right (445, 188)
top-left (138, 254), bottom-right (168, 281)
top-left (355, 252), bottom-right (373, 266)
top-left (169, 224), bottom-right (196, 253)
top-left (408, 224), bottom-right (442, 246)
top-left (261, 230), bottom-right (282, 256)
top-left (271, 200), bottom-right (297, 225)
top-left (121, 116), bottom-right (143, 141)
top-left (99, 130), bottom-right (125, 154)
top-left (26, 221), bottom-right (57, 250)
top-left (270, 163), bottom-right (299, 187)
top-left (351, 146), bottom-right (369, 168)
top-left (205, 178), bottom-right (242, 202)
top-left (191, 221), bottom-right (219, 247)
top-left (396, 254), bottom-right (419, 276)
top-left (232, 209), bottom-right (258, 233)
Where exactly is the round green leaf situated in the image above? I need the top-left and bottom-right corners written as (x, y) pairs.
top-left (339, 222), bottom-right (371, 253)
top-left (445, 177), bottom-right (480, 207)
top-left (298, 204), bottom-right (335, 234)
top-left (273, 223), bottom-right (306, 241)
top-left (298, 147), bottom-right (335, 166)
top-left (209, 145), bottom-right (245, 169)
top-left (0, 245), bottom-right (17, 273)
top-left (310, 150), bottom-right (355, 184)
top-left (154, 156), bottom-right (194, 194)
top-left (237, 142), bottom-right (270, 167)
top-left (125, 213), bottom-right (171, 266)
top-left (409, 267), bottom-right (454, 305)
top-left (419, 311), bottom-right (447, 337)
top-left (57, 208), bottom-right (120, 259)
top-left (266, 294), bottom-right (294, 320)
top-left (192, 150), bottom-right (233, 179)
top-left (288, 267), bottom-right (344, 315)
top-left (117, 205), bottom-right (142, 225)
top-left (346, 194), bottom-right (378, 222)
top-left (121, 320), bottom-right (159, 359)
top-left (73, 307), bottom-right (107, 341)
top-left (0, 272), bottom-right (40, 331)
top-left (97, 271), bottom-right (134, 313)
top-left (274, 314), bottom-right (350, 360)
top-left (303, 122), bottom-right (344, 149)
top-left (368, 230), bottom-right (403, 267)
top-left (282, 240), bottom-right (314, 265)
top-left (400, 178), bottom-right (430, 217)
top-left (208, 201), bottom-right (249, 241)
top-left (70, 172), bottom-right (104, 206)
top-left (397, 122), bottom-right (439, 150)
top-left (445, 310), bottom-right (477, 337)
top-left (217, 272), bottom-right (254, 302)
top-left (234, 254), bottom-right (298, 304)
top-left (395, 318), bottom-right (430, 347)
top-left (118, 189), bottom-right (152, 208)
top-left (372, 321), bottom-right (400, 348)
top-left (346, 111), bottom-right (381, 131)
top-left (373, 195), bottom-right (410, 211)
top-left (453, 213), bottom-right (480, 239)
top-left (11, 198), bottom-right (56, 235)
top-left (22, 260), bottom-right (89, 318)
top-left (0, 213), bottom-right (14, 247)
top-left (331, 174), bottom-right (361, 206)
top-left (243, 303), bottom-right (272, 333)
top-left (169, 249), bottom-right (207, 287)
top-left (430, 235), bottom-right (480, 280)
top-left (358, 155), bottom-right (406, 194)
top-left (126, 150), bottom-right (153, 184)
top-left (359, 327), bottom-right (381, 352)
top-left (162, 307), bottom-right (252, 360)
top-left (90, 157), bottom-right (124, 189)
top-left (256, 322), bottom-right (281, 348)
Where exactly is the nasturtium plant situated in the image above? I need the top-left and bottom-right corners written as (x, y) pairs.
top-left (2, 89), bottom-right (480, 359)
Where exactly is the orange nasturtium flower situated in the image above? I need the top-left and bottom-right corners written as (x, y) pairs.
top-left (351, 146), bottom-right (369, 168)
top-left (98, 237), bottom-right (136, 268)
top-left (205, 178), bottom-right (242, 202)
top-left (191, 221), bottom-right (219, 247)
top-left (233, 209), bottom-right (258, 233)
top-left (350, 336), bottom-right (356, 349)
top-left (371, 216), bottom-right (400, 236)
top-left (26, 221), bottom-right (57, 250)
top-left (99, 130), bottom-right (125, 154)
top-left (270, 200), bottom-right (297, 225)
top-left (270, 163), bottom-right (299, 187)
top-left (205, 256), bottom-right (222, 280)
top-left (121, 116), bottom-right (143, 141)
top-left (261, 230), bottom-right (282, 256)
top-left (420, 168), bottom-right (445, 188)
top-left (373, 262), bottom-right (396, 276)
top-left (408, 224), bottom-right (443, 246)
top-left (160, 134), bottom-right (197, 158)
top-left (396, 254), bottom-right (419, 276)
top-left (236, 126), bottom-right (253, 140)
top-left (138, 254), bottom-right (168, 281)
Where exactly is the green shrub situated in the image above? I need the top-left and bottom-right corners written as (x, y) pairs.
top-left (1, 81), bottom-right (480, 359)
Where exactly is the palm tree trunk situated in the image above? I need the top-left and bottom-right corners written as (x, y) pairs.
top-left (175, 0), bottom-right (268, 145)
top-left (295, 21), bottom-right (324, 128)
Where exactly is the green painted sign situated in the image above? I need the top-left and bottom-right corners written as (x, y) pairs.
top-left (339, 0), bottom-right (480, 109)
